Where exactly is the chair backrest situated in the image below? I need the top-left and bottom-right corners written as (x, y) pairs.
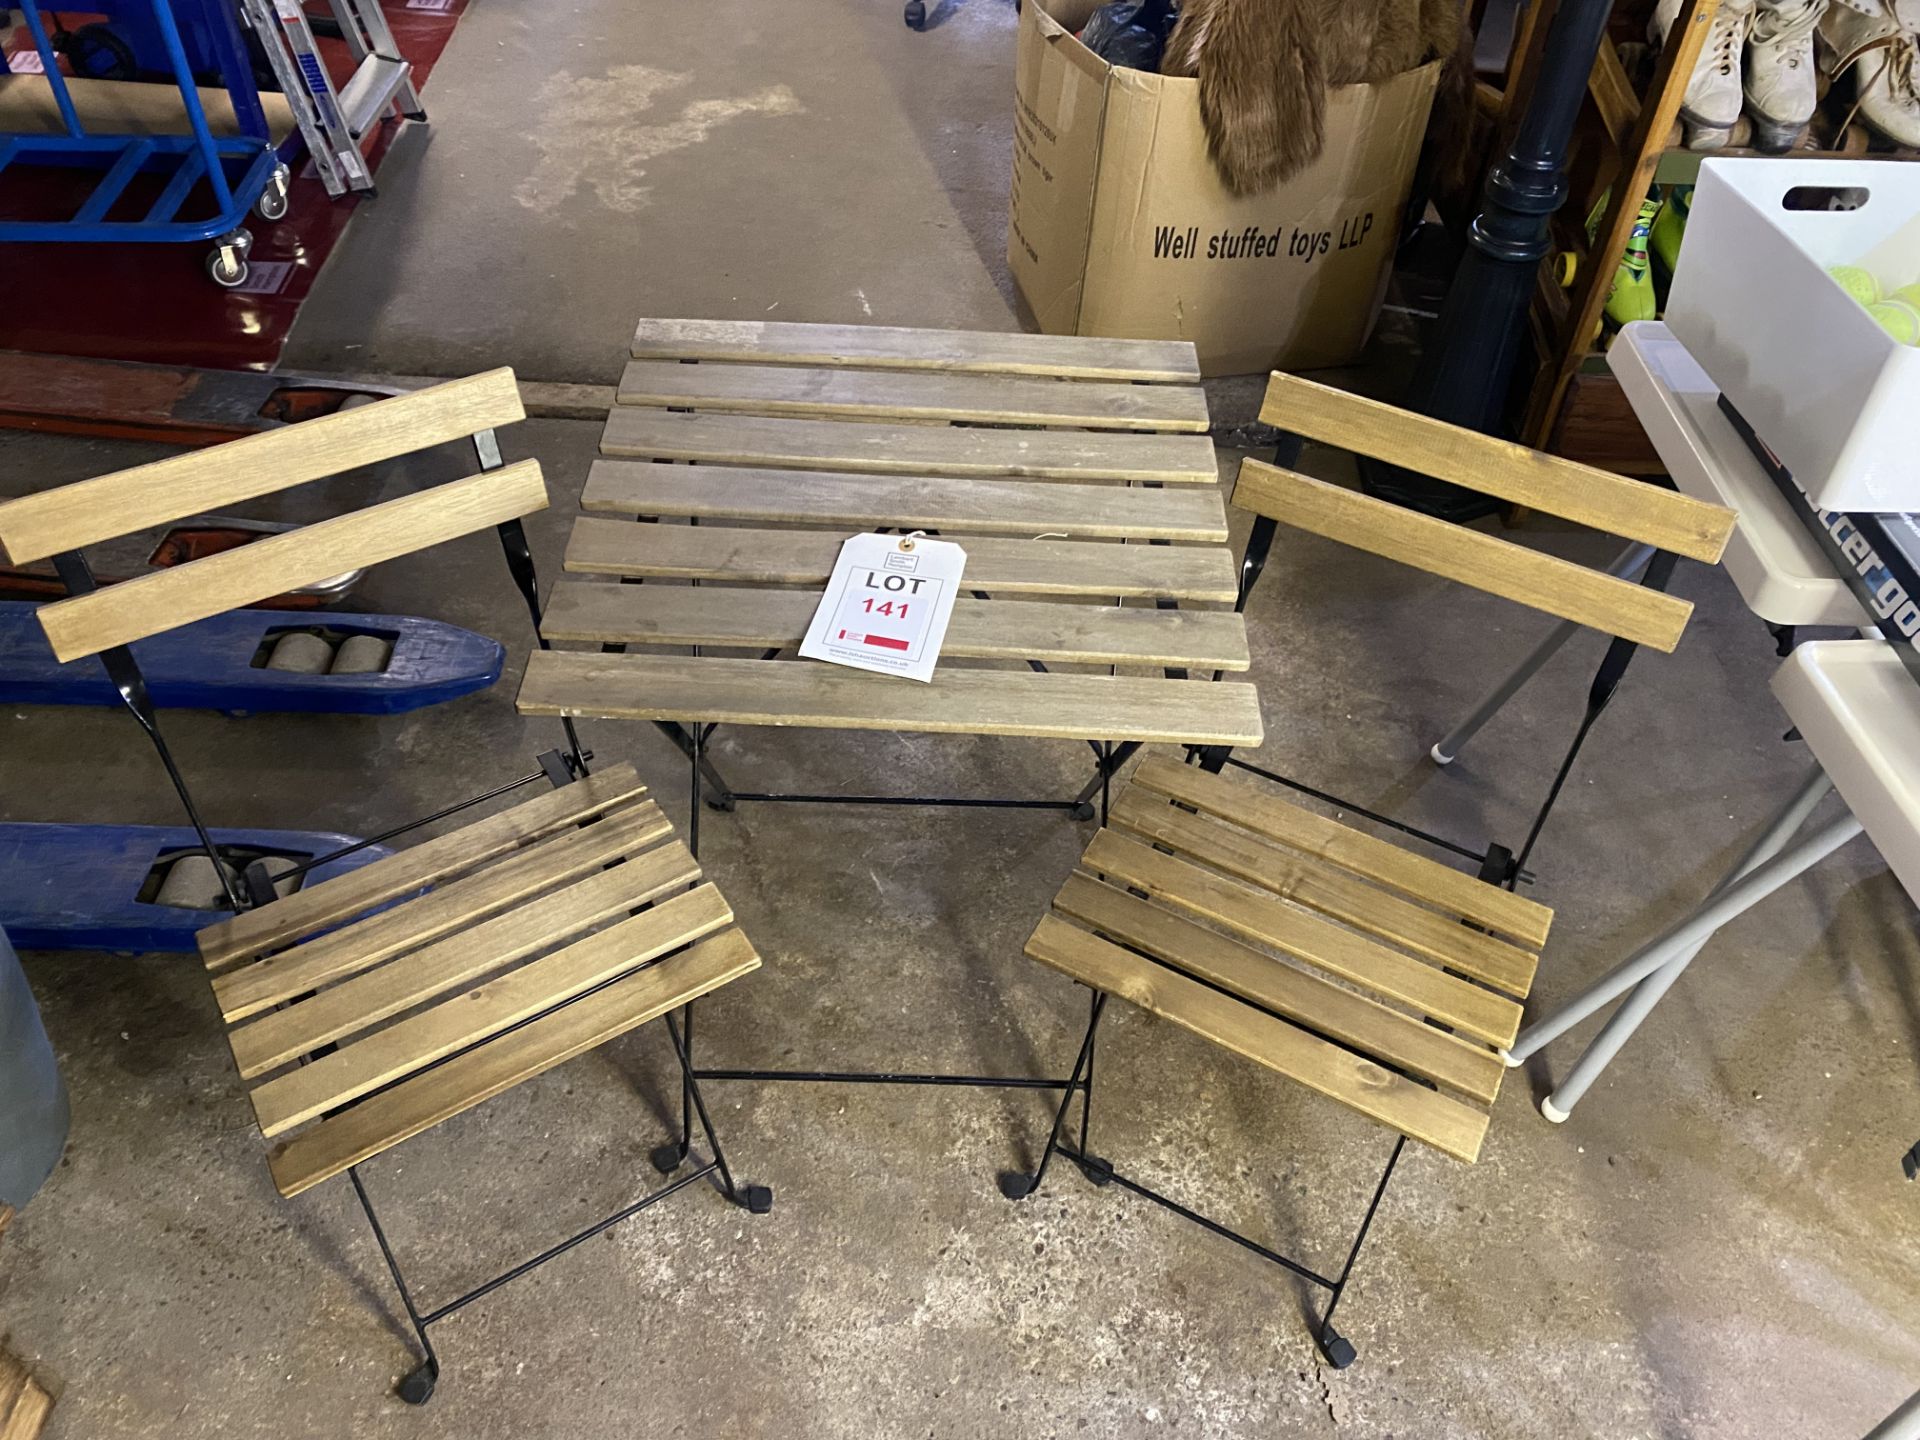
top-left (0, 369), bottom-right (543, 663)
top-left (1233, 373), bottom-right (1737, 653)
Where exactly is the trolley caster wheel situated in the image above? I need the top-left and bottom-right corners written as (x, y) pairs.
top-left (1075, 1153), bottom-right (1113, 1188)
top-left (649, 1141), bottom-right (687, 1175)
top-left (742, 1184), bottom-right (775, 1214)
top-left (255, 164), bottom-right (291, 222)
top-left (207, 249), bottom-right (249, 289)
top-left (1317, 1327), bottom-right (1357, 1370)
top-left (997, 1170), bottom-right (1037, 1201)
top-left (396, 1359), bottom-right (438, 1405)
top-left (904, 0), bottom-right (926, 27)
top-left (61, 22), bottom-right (137, 80)
top-left (1071, 801), bottom-right (1096, 822)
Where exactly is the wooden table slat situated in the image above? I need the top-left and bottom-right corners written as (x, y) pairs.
top-left (517, 650), bottom-right (1264, 745)
top-left (599, 407), bottom-right (1219, 482)
top-left (584, 461), bottom-right (1228, 541)
top-left (630, 318), bottom-right (1202, 382)
top-left (542, 581), bottom-right (1250, 671)
top-left (618, 359), bottom-right (1210, 432)
top-left (563, 519), bottom-right (1239, 601)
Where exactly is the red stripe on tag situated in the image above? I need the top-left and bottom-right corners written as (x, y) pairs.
top-left (862, 634), bottom-right (910, 652)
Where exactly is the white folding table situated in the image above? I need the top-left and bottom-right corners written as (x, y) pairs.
top-left (1502, 322), bottom-right (1914, 1120)
top-left (1509, 638), bottom-right (1913, 1117)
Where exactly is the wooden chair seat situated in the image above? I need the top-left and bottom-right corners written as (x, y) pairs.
top-left (1025, 757), bottom-right (1551, 1164)
top-left (195, 763), bottom-right (760, 1199)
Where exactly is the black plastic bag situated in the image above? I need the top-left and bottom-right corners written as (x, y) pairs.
top-left (1079, 0), bottom-right (1179, 71)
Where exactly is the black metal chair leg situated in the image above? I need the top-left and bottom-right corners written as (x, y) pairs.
top-left (349, 1166), bottom-right (442, 1405)
top-left (664, 1010), bottom-right (773, 1213)
top-left (1313, 1135), bottom-right (1405, 1370)
top-left (1507, 550), bottom-right (1679, 886)
top-left (998, 995), bottom-right (1105, 1200)
top-left (650, 1000), bottom-right (697, 1175)
top-left (52, 550), bottom-right (246, 912)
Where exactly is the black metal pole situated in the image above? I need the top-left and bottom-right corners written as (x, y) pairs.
top-left (1364, 0), bottom-right (1616, 521)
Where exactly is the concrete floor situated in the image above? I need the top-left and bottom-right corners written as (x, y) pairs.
top-left (5, 0), bottom-right (1920, 1434)
top-left (282, 0), bottom-right (1025, 382)
top-left (4, 415), bottom-right (1920, 1438)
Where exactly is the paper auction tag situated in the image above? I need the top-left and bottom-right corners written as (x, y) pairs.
top-left (799, 532), bottom-right (966, 683)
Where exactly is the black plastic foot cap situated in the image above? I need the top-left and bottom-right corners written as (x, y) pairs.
top-left (1318, 1328), bottom-right (1357, 1370)
top-left (904, 0), bottom-right (926, 26)
top-left (1071, 801), bottom-right (1096, 822)
top-left (998, 1170), bottom-right (1037, 1201)
top-left (650, 1142), bottom-right (687, 1175)
top-left (397, 1361), bottom-right (439, 1406)
top-left (704, 795), bottom-right (737, 813)
top-left (1078, 1154), bottom-right (1114, 1188)
top-left (745, 1184), bottom-right (774, 1214)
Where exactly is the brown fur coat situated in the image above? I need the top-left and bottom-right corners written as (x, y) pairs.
top-left (1162, 0), bottom-right (1465, 196)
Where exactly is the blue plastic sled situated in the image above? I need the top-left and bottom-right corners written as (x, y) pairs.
top-left (0, 603), bottom-right (503, 715)
top-left (0, 823), bottom-right (395, 953)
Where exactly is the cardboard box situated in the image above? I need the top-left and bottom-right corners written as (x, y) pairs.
top-left (1010, 0), bottom-right (1441, 377)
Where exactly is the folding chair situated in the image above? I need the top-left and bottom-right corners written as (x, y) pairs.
top-left (1232, 372), bottom-right (1740, 882)
top-left (1000, 372), bottom-right (1737, 1368)
top-left (0, 373), bottom-right (771, 1404)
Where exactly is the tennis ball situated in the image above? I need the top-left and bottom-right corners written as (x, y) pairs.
top-left (1830, 264), bottom-right (1882, 305)
top-left (1869, 299), bottom-right (1920, 344)
top-left (1893, 282), bottom-right (1920, 311)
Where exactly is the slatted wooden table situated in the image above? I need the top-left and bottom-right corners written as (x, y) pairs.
top-left (515, 318), bottom-right (1262, 1092)
top-left (519, 318), bottom-right (1264, 765)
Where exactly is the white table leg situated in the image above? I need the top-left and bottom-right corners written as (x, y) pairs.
top-left (1506, 803), bottom-right (1862, 1120)
top-left (1864, 1388), bottom-right (1920, 1440)
top-left (1507, 764), bottom-right (1833, 1069)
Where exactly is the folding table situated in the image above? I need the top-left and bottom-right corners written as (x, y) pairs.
top-left (1504, 321), bottom-right (1886, 1120)
top-left (1509, 639), bottom-right (1901, 1120)
top-left (517, 318), bottom-right (1263, 1118)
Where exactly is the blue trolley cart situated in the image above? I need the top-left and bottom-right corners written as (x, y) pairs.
top-left (0, 0), bottom-right (290, 286)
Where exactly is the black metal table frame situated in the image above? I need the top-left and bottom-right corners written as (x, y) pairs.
top-left (602, 510), bottom-right (1196, 1104)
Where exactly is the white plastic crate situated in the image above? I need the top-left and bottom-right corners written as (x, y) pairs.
top-left (1665, 157), bottom-right (1920, 512)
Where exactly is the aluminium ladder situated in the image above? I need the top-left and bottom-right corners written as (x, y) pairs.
top-left (239, 0), bottom-right (425, 198)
